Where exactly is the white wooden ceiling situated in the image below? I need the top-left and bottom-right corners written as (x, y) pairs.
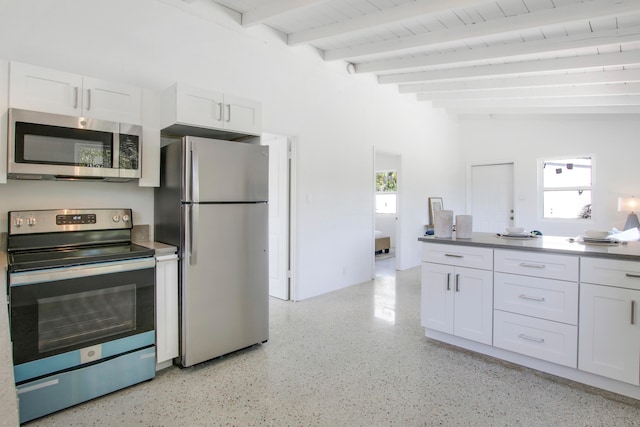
top-left (210, 0), bottom-right (640, 115)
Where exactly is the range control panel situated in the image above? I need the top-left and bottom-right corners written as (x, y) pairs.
top-left (9, 209), bottom-right (132, 235)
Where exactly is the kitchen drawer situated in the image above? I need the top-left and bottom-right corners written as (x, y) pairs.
top-left (494, 273), bottom-right (578, 325)
top-left (580, 257), bottom-right (640, 290)
top-left (422, 243), bottom-right (493, 270)
top-left (494, 250), bottom-right (578, 281)
top-left (493, 310), bottom-right (577, 368)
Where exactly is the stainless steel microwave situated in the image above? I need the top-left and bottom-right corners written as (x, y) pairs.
top-left (8, 108), bottom-right (142, 181)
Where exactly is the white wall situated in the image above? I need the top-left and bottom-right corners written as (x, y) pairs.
top-left (0, 0), bottom-right (460, 299)
top-left (459, 115), bottom-right (640, 237)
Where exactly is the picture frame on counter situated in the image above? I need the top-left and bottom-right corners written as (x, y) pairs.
top-left (428, 197), bottom-right (443, 226)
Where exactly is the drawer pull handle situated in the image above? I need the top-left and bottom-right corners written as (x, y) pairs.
top-left (626, 273), bottom-right (640, 279)
top-left (445, 254), bottom-right (463, 258)
top-left (518, 334), bottom-right (544, 343)
top-left (632, 301), bottom-right (636, 326)
top-left (446, 273), bottom-right (451, 291)
top-left (455, 274), bottom-right (460, 292)
top-left (519, 262), bottom-right (546, 269)
top-left (519, 294), bottom-right (545, 302)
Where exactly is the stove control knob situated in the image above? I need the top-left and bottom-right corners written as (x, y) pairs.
top-left (122, 214), bottom-right (130, 223)
top-left (112, 215), bottom-right (121, 223)
top-left (14, 217), bottom-right (24, 227)
top-left (27, 217), bottom-right (37, 226)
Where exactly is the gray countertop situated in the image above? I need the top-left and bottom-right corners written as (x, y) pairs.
top-left (419, 232), bottom-right (640, 261)
top-left (134, 240), bottom-right (177, 255)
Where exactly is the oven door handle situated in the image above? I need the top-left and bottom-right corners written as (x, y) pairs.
top-left (9, 258), bottom-right (155, 286)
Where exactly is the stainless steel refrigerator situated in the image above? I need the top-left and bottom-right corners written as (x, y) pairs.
top-left (155, 136), bottom-right (269, 367)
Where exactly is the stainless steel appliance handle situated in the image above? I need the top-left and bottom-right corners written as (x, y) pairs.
top-left (191, 141), bottom-right (199, 203)
top-left (9, 258), bottom-right (155, 286)
top-left (190, 204), bottom-right (199, 265)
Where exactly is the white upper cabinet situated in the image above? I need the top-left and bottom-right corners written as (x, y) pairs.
top-left (9, 62), bottom-right (142, 125)
top-left (161, 83), bottom-right (261, 136)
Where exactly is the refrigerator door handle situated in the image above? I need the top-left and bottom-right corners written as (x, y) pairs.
top-left (190, 142), bottom-right (200, 203)
top-left (189, 204), bottom-right (199, 265)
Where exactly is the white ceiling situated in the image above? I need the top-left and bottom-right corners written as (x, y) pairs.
top-left (210, 0), bottom-right (640, 115)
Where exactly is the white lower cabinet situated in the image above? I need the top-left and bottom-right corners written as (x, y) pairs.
top-left (493, 251), bottom-right (579, 368)
top-left (579, 257), bottom-right (640, 385)
top-left (155, 253), bottom-right (179, 365)
top-left (421, 244), bottom-right (493, 345)
top-left (493, 310), bottom-right (577, 367)
top-left (420, 241), bottom-right (640, 400)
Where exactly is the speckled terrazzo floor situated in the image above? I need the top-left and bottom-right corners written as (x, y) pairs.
top-left (26, 257), bottom-right (640, 426)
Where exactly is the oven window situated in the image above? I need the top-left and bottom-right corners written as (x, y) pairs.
top-left (10, 266), bottom-right (154, 366)
top-left (38, 284), bottom-right (136, 353)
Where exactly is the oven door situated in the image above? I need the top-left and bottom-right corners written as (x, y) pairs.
top-left (9, 258), bottom-right (155, 374)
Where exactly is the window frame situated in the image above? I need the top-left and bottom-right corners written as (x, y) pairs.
top-left (538, 154), bottom-right (595, 222)
top-left (375, 169), bottom-right (397, 214)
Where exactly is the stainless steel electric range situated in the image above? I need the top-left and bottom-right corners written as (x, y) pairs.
top-left (6, 208), bottom-right (156, 424)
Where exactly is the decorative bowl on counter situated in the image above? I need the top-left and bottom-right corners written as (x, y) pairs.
top-left (506, 227), bottom-right (525, 234)
top-left (583, 230), bottom-right (609, 239)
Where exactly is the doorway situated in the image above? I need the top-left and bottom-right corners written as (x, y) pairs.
top-left (374, 150), bottom-right (401, 277)
top-left (468, 163), bottom-right (514, 233)
top-left (262, 133), bottom-right (295, 300)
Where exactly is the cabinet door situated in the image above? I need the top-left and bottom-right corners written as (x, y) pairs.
top-left (223, 93), bottom-right (261, 136)
top-left (82, 76), bottom-right (142, 124)
top-left (454, 267), bottom-right (494, 345)
top-left (421, 263), bottom-right (454, 334)
top-left (579, 283), bottom-right (640, 385)
top-left (155, 254), bottom-right (179, 364)
top-left (9, 61), bottom-right (82, 116)
top-left (175, 84), bottom-right (224, 129)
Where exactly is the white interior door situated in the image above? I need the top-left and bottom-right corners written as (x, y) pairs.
top-left (470, 163), bottom-right (514, 233)
top-left (263, 133), bottom-right (290, 300)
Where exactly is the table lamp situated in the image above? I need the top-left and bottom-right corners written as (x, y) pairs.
top-left (618, 197), bottom-right (640, 230)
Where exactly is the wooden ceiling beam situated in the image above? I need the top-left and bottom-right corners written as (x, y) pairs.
top-left (323, 0), bottom-right (640, 61)
top-left (242, 0), bottom-right (330, 27)
top-left (398, 69), bottom-right (640, 93)
top-left (379, 50), bottom-right (640, 84)
top-left (356, 27), bottom-right (640, 74)
top-left (287, 0), bottom-right (487, 45)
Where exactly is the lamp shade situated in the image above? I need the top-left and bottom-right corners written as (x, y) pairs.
top-left (618, 197), bottom-right (639, 212)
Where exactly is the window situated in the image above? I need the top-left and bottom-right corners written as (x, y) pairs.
top-left (376, 170), bottom-right (397, 214)
top-left (542, 156), bottom-right (592, 219)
